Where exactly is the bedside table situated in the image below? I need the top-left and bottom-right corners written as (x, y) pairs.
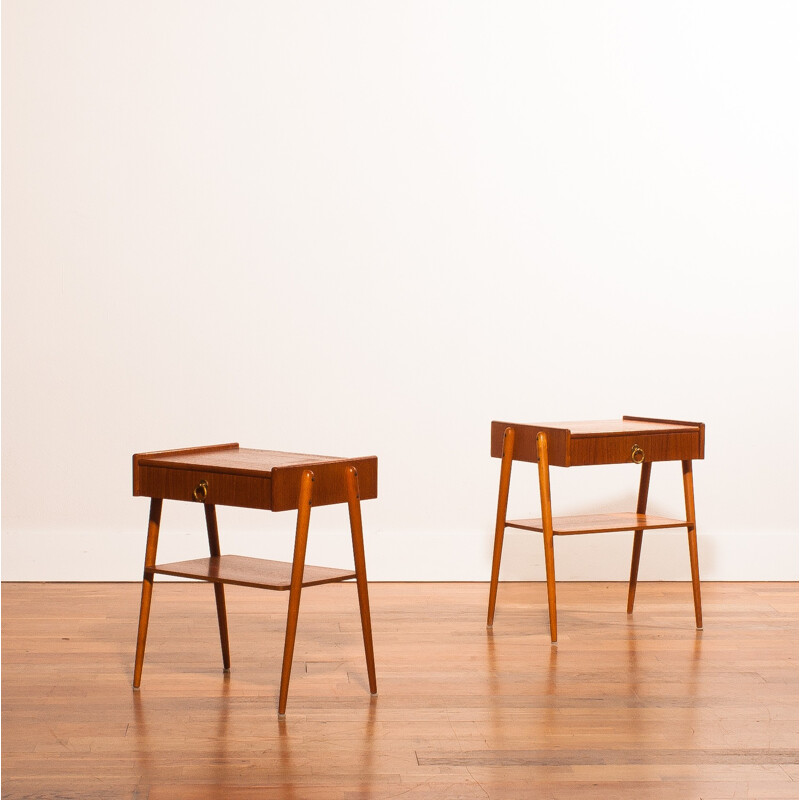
top-left (486, 416), bottom-right (704, 642)
top-left (132, 443), bottom-right (378, 715)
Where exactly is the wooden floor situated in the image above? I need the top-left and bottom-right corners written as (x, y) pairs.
top-left (2, 581), bottom-right (797, 799)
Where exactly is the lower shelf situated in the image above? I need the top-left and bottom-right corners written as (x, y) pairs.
top-left (150, 555), bottom-right (356, 590)
top-left (506, 512), bottom-right (690, 536)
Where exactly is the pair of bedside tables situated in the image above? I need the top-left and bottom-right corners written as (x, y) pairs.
top-left (132, 416), bottom-right (704, 714)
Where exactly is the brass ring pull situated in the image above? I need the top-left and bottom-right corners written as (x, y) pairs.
top-left (193, 480), bottom-right (209, 501)
top-left (631, 444), bottom-right (645, 464)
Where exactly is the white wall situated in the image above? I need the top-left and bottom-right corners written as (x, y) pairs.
top-left (2, 0), bottom-right (797, 582)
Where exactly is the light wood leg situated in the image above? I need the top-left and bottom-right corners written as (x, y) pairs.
top-left (537, 433), bottom-right (557, 644)
top-left (627, 462), bottom-right (652, 614)
top-left (487, 426), bottom-right (515, 627)
top-left (204, 504), bottom-right (231, 671)
top-left (682, 460), bottom-right (703, 629)
top-left (133, 498), bottom-right (162, 688)
top-left (346, 466), bottom-right (377, 695)
top-left (278, 469), bottom-right (314, 716)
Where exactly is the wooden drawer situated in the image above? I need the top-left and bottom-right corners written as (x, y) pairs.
top-left (135, 456), bottom-right (378, 511)
top-left (137, 466), bottom-right (272, 510)
top-left (491, 419), bottom-right (703, 466)
top-left (569, 431), bottom-right (701, 466)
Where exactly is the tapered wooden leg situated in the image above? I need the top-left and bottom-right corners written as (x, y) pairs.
top-left (204, 504), bottom-right (231, 671)
top-left (278, 470), bottom-right (314, 716)
top-left (682, 460), bottom-right (703, 629)
top-left (627, 461), bottom-right (652, 614)
top-left (133, 498), bottom-right (162, 688)
top-left (488, 426), bottom-right (515, 627)
top-left (537, 433), bottom-right (557, 644)
top-left (346, 466), bottom-right (377, 695)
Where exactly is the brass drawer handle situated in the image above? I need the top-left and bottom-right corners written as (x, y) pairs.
top-left (631, 444), bottom-right (645, 464)
top-left (193, 480), bottom-right (209, 501)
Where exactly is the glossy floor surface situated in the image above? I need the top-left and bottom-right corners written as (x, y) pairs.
top-left (2, 581), bottom-right (797, 799)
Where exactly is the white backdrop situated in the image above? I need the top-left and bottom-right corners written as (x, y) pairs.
top-left (2, 0), bottom-right (797, 581)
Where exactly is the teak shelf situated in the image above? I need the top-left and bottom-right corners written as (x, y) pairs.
top-left (151, 555), bottom-right (357, 590)
top-left (487, 416), bottom-right (705, 642)
top-left (131, 443), bottom-right (378, 715)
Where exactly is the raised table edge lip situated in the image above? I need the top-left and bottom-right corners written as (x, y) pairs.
top-left (133, 443), bottom-right (378, 478)
top-left (491, 417), bottom-right (703, 438)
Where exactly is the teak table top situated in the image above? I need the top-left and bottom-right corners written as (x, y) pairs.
top-left (133, 443), bottom-right (378, 512)
top-left (136, 443), bottom-right (361, 474)
top-left (521, 419), bottom-right (700, 436)
top-left (490, 415), bottom-right (704, 467)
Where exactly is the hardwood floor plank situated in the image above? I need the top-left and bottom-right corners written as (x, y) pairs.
top-left (416, 748), bottom-right (800, 766)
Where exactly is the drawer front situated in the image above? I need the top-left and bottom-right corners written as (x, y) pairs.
top-left (569, 432), bottom-right (701, 466)
top-left (137, 466), bottom-right (272, 510)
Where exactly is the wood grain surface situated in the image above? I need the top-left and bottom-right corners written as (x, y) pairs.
top-left (150, 555), bottom-right (357, 590)
top-left (490, 418), bottom-right (703, 467)
top-left (3, 581), bottom-right (797, 799)
top-left (133, 445), bottom-right (378, 511)
top-left (138, 465), bottom-right (273, 510)
top-left (506, 513), bottom-right (690, 535)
